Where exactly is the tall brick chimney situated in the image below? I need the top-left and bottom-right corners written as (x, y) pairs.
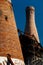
top-left (0, 0), bottom-right (24, 64)
top-left (25, 6), bottom-right (40, 43)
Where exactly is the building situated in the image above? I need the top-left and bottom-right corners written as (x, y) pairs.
top-left (19, 6), bottom-right (43, 65)
top-left (0, 0), bottom-right (43, 65)
top-left (0, 0), bottom-right (24, 65)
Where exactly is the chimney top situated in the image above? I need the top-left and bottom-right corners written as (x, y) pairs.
top-left (26, 6), bottom-right (35, 11)
top-left (8, 0), bottom-right (11, 3)
top-left (0, 0), bottom-right (11, 3)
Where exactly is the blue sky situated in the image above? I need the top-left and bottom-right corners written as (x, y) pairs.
top-left (12, 0), bottom-right (43, 46)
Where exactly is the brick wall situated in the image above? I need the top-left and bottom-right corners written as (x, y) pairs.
top-left (0, 1), bottom-right (23, 60)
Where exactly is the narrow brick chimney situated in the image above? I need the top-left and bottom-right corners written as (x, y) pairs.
top-left (25, 6), bottom-right (40, 43)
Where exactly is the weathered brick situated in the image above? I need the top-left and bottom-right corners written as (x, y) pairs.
top-left (0, 1), bottom-right (23, 60)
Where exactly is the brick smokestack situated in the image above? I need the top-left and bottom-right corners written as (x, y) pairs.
top-left (25, 6), bottom-right (40, 43)
top-left (0, 0), bottom-right (23, 61)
